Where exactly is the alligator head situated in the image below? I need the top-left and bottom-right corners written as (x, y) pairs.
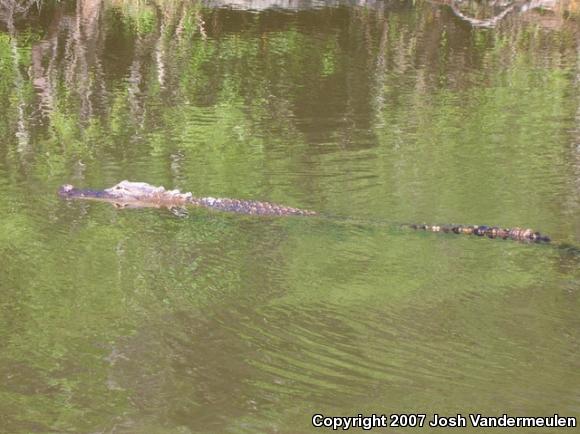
top-left (59, 180), bottom-right (193, 208)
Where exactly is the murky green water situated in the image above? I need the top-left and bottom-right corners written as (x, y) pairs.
top-left (1, 0), bottom-right (579, 433)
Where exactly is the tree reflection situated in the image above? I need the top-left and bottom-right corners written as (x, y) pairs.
top-left (0, 0), bottom-right (577, 160)
top-left (432, 0), bottom-right (575, 27)
top-left (0, 0), bottom-right (40, 153)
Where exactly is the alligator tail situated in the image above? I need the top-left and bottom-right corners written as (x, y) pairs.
top-left (404, 224), bottom-right (551, 243)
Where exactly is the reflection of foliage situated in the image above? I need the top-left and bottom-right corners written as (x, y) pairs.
top-left (0, 34), bottom-right (13, 135)
top-left (432, 0), bottom-right (580, 27)
top-left (0, 1), bottom-right (579, 432)
top-left (0, 0), bottom-right (576, 166)
top-left (111, 0), bottom-right (158, 34)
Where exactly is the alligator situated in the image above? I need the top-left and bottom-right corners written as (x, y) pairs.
top-left (59, 180), bottom-right (551, 243)
top-left (59, 181), bottom-right (318, 216)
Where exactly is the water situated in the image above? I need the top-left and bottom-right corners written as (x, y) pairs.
top-left (0, 0), bottom-right (579, 432)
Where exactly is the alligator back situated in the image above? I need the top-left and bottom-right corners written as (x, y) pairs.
top-left (196, 197), bottom-right (317, 216)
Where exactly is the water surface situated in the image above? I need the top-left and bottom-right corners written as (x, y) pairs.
top-left (0, 0), bottom-right (579, 432)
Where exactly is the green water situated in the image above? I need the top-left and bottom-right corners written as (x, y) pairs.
top-left (0, 1), bottom-right (579, 433)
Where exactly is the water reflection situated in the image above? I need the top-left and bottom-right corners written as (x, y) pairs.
top-left (0, 1), bottom-right (579, 433)
top-left (1, 0), bottom-right (577, 154)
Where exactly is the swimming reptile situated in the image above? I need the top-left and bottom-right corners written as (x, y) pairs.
top-left (59, 180), bottom-right (551, 243)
